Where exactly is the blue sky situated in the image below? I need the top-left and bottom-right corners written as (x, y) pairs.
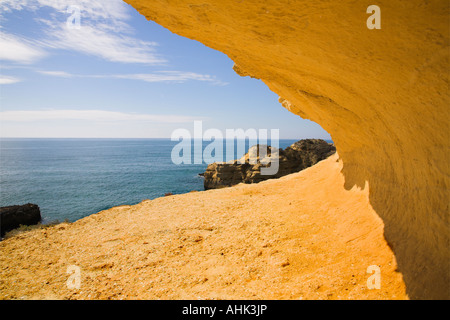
top-left (0, 0), bottom-right (331, 139)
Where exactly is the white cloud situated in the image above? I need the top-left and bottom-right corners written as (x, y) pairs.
top-left (0, 76), bottom-right (21, 84)
top-left (0, 0), bottom-right (129, 21)
top-left (37, 69), bottom-right (228, 85)
top-left (0, 0), bottom-right (165, 65)
top-left (43, 25), bottom-right (165, 64)
top-left (0, 32), bottom-right (47, 64)
top-left (37, 70), bottom-right (73, 77)
top-left (0, 0), bottom-right (227, 86)
top-left (111, 72), bottom-right (227, 85)
top-left (0, 109), bottom-right (206, 123)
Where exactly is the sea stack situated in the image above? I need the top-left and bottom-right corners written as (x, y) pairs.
top-left (202, 139), bottom-right (336, 189)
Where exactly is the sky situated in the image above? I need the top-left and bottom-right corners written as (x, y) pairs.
top-left (0, 0), bottom-right (331, 139)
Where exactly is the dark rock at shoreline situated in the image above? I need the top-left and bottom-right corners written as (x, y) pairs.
top-left (0, 203), bottom-right (41, 237)
top-left (201, 139), bottom-right (336, 190)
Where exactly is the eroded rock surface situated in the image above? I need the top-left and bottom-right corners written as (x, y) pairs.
top-left (202, 139), bottom-right (335, 189)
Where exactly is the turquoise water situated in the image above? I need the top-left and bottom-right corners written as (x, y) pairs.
top-left (0, 138), bottom-right (305, 223)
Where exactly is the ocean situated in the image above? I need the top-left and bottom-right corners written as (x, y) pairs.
top-left (0, 138), bottom-right (309, 223)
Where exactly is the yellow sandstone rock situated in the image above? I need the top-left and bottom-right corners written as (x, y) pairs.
top-left (124, 0), bottom-right (450, 299)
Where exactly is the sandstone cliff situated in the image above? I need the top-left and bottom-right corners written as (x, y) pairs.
top-left (202, 139), bottom-right (335, 189)
top-left (125, 0), bottom-right (450, 299)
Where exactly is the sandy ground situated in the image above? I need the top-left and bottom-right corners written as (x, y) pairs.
top-left (0, 154), bottom-right (407, 300)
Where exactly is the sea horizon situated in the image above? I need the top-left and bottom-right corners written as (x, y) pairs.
top-left (0, 137), bottom-right (331, 140)
top-left (0, 137), bottom-right (331, 224)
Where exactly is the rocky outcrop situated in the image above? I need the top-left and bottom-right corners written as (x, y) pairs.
top-left (126, 1), bottom-right (449, 299)
top-left (0, 204), bottom-right (41, 237)
top-left (202, 139), bottom-right (335, 189)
